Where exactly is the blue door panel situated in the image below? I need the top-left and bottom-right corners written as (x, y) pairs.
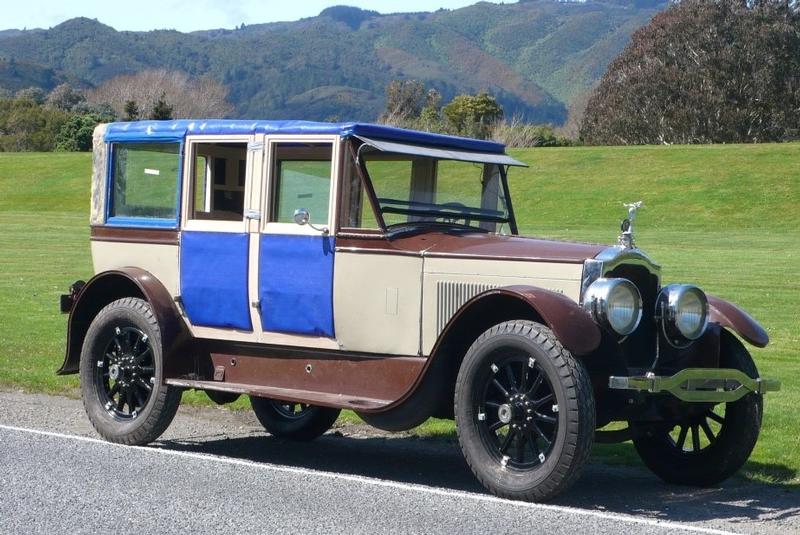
top-left (180, 231), bottom-right (252, 330)
top-left (259, 234), bottom-right (335, 337)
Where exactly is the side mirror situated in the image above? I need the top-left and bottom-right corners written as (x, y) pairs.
top-left (293, 208), bottom-right (310, 226)
top-left (292, 208), bottom-right (329, 235)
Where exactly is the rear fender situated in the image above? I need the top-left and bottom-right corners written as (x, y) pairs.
top-left (707, 294), bottom-right (769, 348)
top-left (58, 267), bottom-right (189, 374)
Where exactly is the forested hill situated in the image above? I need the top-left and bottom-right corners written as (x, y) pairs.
top-left (0, 1), bottom-right (666, 123)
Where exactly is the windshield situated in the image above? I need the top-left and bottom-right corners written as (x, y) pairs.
top-left (362, 154), bottom-right (514, 234)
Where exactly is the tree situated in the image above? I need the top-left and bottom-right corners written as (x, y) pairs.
top-left (46, 83), bottom-right (86, 111)
top-left (55, 112), bottom-right (110, 151)
top-left (87, 69), bottom-right (233, 119)
top-left (417, 89), bottom-right (444, 132)
top-left (581, 0), bottom-right (800, 145)
top-left (442, 92), bottom-right (503, 139)
top-left (0, 97), bottom-right (69, 151)
top-left (123, 100), bottom-right (140, 121)
top-left (381, 79), bottom-right (426, 123)
top-left (14, 86), bottom-right (46, 105)
top-left (149, 93), bottom-right (173, 120)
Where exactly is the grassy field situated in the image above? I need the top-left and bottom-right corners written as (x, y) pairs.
top-left (0, 144), bottom-right (797, 486)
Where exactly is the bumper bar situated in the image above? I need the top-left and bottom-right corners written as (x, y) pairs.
top-left (609, 368), bottom-right (781, 403)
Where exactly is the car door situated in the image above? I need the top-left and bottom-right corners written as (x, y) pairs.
top-left (257, 136), bottom-right (340, 343)
top-left (178, 135), bottom-right (259, 337)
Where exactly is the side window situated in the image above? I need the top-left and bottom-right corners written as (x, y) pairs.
top-left (270, 143), bottom-right (332, 226)
top-left (188, 142), bottom-right (247, 221)
top-left (109, 142), bottom-right (180, 224)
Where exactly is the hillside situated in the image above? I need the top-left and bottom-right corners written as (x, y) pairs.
top-left (0, 1), bottom-right (666, 123)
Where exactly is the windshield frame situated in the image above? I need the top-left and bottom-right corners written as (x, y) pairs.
top-left (350, 141), bottom-right (519, 237)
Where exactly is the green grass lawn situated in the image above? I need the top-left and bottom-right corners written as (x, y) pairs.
top-left (1, 144), bottom-right (798, 487)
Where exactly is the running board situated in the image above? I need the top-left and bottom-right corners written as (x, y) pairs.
top-left (165, 378), bottom-right (391, 411)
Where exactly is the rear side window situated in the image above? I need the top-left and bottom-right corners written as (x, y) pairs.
top-left (109, 142), bottom-right (181, 226)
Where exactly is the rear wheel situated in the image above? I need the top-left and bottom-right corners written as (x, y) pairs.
top-left (454, 320), bottom-right (595, 501)
top-left (632, 330), bottom-right (762, 486)
top-left (79, 298), bottom-right (181, 445)
top-left (250, 397), bottom-right (340, 441)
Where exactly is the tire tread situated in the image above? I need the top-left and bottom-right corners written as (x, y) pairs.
top-left (455, 320), bottom-right (595, 501)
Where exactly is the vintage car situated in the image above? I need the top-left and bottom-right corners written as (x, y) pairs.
top-left (59, 120), bottom-right (779, 501)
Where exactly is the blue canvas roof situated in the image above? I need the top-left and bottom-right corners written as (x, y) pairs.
top-left (103, 120), bottom-right (507, 154)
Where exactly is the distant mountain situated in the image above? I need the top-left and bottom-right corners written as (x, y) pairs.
top-left (0, 1), bottom-right (667, 123)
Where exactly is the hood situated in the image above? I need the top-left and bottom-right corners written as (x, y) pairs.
top-left (382, 232), bottom-right (607, 264)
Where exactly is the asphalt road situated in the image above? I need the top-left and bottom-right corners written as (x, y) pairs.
top-left (0, 390), bottom-right (797, 534)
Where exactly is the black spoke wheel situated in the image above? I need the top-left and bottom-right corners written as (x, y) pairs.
top-left (80, 298), bottom-right (181, 445)
top-left (250, 397), bottom-right (340, 441)
top-left (455, 320), bottom-right (595, 501)
top-left (477, 352), bottom-right (559, 470)
top-left (632, 330), bottom-right (763, 486)
top-left (95, 325), bottom-right (155, 420)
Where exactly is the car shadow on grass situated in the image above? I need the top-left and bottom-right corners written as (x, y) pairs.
top-left (152, 430), bottom-right (800, 526)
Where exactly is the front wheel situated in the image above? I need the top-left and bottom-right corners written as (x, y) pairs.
top-left (454, 320), bottom-right (595, 502)
top-left (79, 297), bottom-right (182, 445)
top-left (250, 397), bottom-right (340, 441)
top-left (631, 330), bottom-right (763, 486)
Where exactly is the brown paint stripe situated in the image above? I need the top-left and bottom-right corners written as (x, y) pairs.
top-left (91, 226), bottom-right (180, 245)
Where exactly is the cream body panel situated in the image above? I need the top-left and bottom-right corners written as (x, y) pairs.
top-left (91, 241), bottom-right (179, 296)
top-left (421, 258), bottom-right (584, 355)
top-left (334, 252), bottom-right (423, 355)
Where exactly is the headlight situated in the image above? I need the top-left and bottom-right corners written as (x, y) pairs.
top-left (656, 284), bottom-right (709, 345)
top-left (582, 278), bottom-right (642, 336)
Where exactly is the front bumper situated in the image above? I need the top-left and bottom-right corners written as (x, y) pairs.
top-left (609, 368), bottom-right (781, 403)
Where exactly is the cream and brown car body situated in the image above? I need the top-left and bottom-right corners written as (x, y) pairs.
top-left (60, 120), bottom-right (772, 428)
top-left (59, 121), bottom-right (777, 498)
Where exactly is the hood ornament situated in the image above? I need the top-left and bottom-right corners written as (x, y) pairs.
top-left (618, 201), bottom-right (643, 249)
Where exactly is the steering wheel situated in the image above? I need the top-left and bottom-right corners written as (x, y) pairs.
top-left (439, 202), bottom-right (471, 225)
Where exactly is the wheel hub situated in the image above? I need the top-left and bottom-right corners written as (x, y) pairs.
top-left (109, 364), bottom-right (121, 380)
top-left (499, 393), bottom-right (535, 429)
top-left (498, 404), bottom-right (512, 424)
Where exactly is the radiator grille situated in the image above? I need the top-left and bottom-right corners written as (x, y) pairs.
top-left (436, 281), bottom-right (497, 334)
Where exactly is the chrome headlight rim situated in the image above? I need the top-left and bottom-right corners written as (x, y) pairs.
top-left (656, 284), bottom-right (709, 346)
top-left (581, 277), bottom-right (643, 336)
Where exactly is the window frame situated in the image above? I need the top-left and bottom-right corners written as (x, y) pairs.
top-left (180, 135), bottom-right (254, 234)
top-left (261, 135), bottom-right (341, 237)
top-left (105, 140), bottom-right (184, 229)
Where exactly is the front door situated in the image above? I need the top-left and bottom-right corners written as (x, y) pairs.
top-left (257, 138), bottom-right (339, 340)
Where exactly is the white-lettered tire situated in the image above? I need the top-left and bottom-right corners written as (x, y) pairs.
top-left (79, 297), bottom-right (181, 445)
top-left (632, 330), bottom-right (763, 486)
top-left (454, 320), bottom-right (595, 501)
top-left (250, 397), bottom-right (340, 441)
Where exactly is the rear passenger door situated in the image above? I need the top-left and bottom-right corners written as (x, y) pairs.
top-left (257, 137), bottom-right (339, 343)
top-left (179, 136), bottom-right (260, 338)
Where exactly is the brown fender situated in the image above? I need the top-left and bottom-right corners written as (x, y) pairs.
top-left (707, 294), bottom-right (769, 348)
top-left (58, 267), bottom-right (189, 375)
top-left (473, 286), bottom-right (601, 356)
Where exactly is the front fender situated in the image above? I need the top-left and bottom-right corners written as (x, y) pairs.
top-left (499, 285), bottom-right (602, 355)
top-left (707, 294), bottom-right (769, 348)
top-left (440, 285), bottom-right (601, 357)
top-left (58, 267), bottom-right (189, 374)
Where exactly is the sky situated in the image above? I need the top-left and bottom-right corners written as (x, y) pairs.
top-left (1, 0), bottom-right (507, 33)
